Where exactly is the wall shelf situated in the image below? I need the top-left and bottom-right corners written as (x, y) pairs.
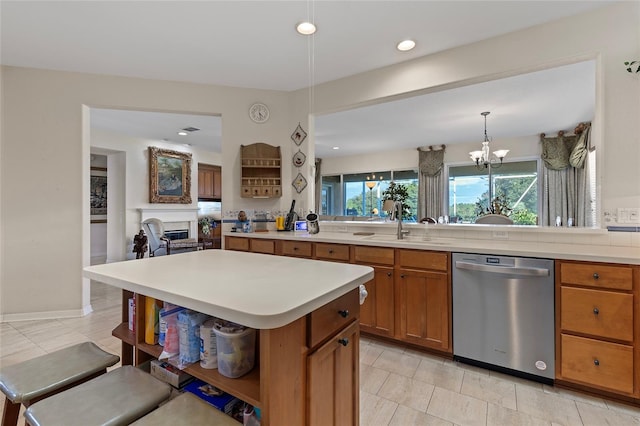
top-left (241, 143), bottom-right (282, 198)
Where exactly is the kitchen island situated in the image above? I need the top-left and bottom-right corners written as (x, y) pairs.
top-left (84, 250), bottom-right (374, 425)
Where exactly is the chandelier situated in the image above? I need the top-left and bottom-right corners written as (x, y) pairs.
top-left (469, 112), bottom-right (509, 169)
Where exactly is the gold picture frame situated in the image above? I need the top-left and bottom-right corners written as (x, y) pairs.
top-left (149, 146), bottom-right (192, 204)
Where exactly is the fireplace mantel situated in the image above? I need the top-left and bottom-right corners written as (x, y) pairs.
top-left (138, 208), bottom-right (198, 238)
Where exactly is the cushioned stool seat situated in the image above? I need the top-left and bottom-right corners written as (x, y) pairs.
top-left (24, 366), bottom-right (171, 426)
top-left (130, 392), bottom-right (239, 426)
top-left (0, 341), bottom-right (120, 426)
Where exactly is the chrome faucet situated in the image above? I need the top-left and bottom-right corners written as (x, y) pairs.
top-left (394, 201), bottom-right (410, 240)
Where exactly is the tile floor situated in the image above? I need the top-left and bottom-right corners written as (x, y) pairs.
top-left (2, 282), bottom-right (640, 425)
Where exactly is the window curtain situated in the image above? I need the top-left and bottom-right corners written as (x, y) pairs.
top-left (541, 123), bottom-right (593, 227)
top-left (314, 158), bottom-right (322, 213)
top-left (417, 145), bottom-right (445, 220)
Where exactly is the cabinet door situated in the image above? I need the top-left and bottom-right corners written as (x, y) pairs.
top-left (198, 169), bottom-right (214, 198)
top-left (225, 236), bottom-right (249, 251)
top-left (360, 266), bottom-right (394, 338)
top-left (397, 269), bottom-right (450, 352)
top-left (212, 168), bottom-right (222, 198)
top-left (307, 321), bottom-right (359, 426)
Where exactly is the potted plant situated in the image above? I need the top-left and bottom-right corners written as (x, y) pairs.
top-left (198, 217), bottom-right (216, 236)
top-left (382, 181), bottom-right (411, 219)
top-left (475, 192), bottom-right (512, 217)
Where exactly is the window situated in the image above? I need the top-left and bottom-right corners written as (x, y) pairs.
top-left (321, 169), bottom-right (418, 219)
top-left (448, 160), bottom-right (539, 225)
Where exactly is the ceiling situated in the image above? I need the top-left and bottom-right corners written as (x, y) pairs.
top-left (2, 1), bottom-right (606, 157)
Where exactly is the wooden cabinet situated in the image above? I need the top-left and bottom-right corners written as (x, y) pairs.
top-left (352, 246), bottom-right (396, 339)
top-left (307, 321), bottom-right (359, 426)
top-left (250, 239), bottom-right (275, 255)
top-left (396, 249), bottom-right (451, 352)
top-left (241, 143), bottom-right (281, 198)
top-left (224, 236), bottom-right (275, 254)
top-left (225, 236), bottom-right (249, 252)
top-left (198, 164), bottom-right (221, 200)
top-left (359, 266), bottom-right (395, 338)
top-left (279, 240), bottom-right (312, 258)
top-left (556, 260), bottom-right (639, 398)
top-left (314, 243), bottom-right (350, 263)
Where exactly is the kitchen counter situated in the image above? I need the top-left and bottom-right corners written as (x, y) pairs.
top-left (224, 227), bottom-right (640, 265)
top-left (83, 249), bottom-right (373, 329)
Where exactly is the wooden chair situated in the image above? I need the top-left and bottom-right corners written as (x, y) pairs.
top-left (475, 214), bottom-right (514, 224)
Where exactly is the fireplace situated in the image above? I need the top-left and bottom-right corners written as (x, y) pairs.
top-left (138, 208), bottom-right (198, 238)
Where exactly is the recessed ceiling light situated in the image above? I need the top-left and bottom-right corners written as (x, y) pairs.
top-left (296, 22), bottom-right (316, 35)
top-left (177, 131), bottom-right (188, 136)
top-left (332, 146), bottom-right (340, 150)
top-left (396, 39), bottom-right (416, 52)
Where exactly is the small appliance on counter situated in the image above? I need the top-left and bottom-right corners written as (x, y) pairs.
top-left (283, 200), bottom-right (298, 231)
top-left (306, 212), bottom-right (319, 234)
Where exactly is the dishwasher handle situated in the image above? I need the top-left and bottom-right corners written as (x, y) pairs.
top-left (455, 260), bottom-right (550, 277)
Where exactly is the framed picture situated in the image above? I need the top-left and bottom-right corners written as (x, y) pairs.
top-left (149, 146), bottom-right (192, 204)
top-left (90, 167), bottom-right (107, 223)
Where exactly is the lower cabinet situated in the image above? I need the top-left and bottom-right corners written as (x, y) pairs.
top-left (307, 321), bottom-right (359, 426)
top-left (397, 268), bottom-right (450, 351)
top-left (556, 260), bottom-right (639, 399)
top-left (359, 266), bottom-right (395, 338)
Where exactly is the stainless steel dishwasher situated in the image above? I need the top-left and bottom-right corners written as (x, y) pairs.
top-left (452, 253), bottom-right (555, 383)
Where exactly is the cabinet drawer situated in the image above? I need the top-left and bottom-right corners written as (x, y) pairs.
top-left (561, 287), bottom-right (633, 342)
top-left (398, 249), bottom-right (448, 272)
top-left (225, 236), bottom-right (249, 251)
top-left (250, 239), bottom-right (275, 254)
top-left (280, 240), bottom-right (312, 258)
top-left (314, 243), bottom-right (350, 262)
top-left (560, 262), bottom-right (632, 290)
top-left (561, 334), bottom-right (633, 395)
top-left (353, 246), bottom-right (394, 266)
top-left (308, 289), bottom-right (359, 349)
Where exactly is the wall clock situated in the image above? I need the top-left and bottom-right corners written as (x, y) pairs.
top-left (249, 103), bottom-right (270, 123)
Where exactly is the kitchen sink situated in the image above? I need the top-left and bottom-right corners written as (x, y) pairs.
top-left (364, 234), bottom-right (452, 245)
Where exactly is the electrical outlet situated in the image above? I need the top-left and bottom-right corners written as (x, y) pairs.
top-left (492, 230), bottom-right (508, 239)
top-left (617, 208), bottom-right (640, 224)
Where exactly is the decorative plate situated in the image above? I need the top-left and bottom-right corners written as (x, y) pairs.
top-left (292, 150), bottom-right (306, 168)
top-left (292, 173), bottom-right (307, 193)
top-left (291, 123), bottom-right (307, 146)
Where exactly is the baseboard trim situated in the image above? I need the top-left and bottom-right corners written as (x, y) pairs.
top-left (0, 307), bottom-right (89, 323)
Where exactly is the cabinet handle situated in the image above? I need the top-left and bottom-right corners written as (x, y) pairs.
top-left (593, 307), bottom-right (599, 315)
top-left (400, 274), bottom-right (406, 278)
top-left (338, 310), bottom-right (349, 318)
top-left (293, 247), bottom-right (298, 251)
top-left (594, 359), bottom-right (600, 366)
top-left (593, 273), bottom-right (599, 280)
top-left (338, 338), bottom-right (349, 347)
top-left (387, 272), bottom-right (392, 277)
top-left (328, 249), bottom-right (334, 254)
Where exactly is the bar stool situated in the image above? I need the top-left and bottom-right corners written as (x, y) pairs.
top-left (0, 342), bottom-right (120, 426)
top-left (24, 365), bottom-right (171, 426)
top-left (130, 392), bottom-right (239, 426)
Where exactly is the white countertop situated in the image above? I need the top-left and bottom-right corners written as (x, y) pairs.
top-left (84, 250), bottom-right (374, 329)
top-left (225, 230), bottom-right (640, 265)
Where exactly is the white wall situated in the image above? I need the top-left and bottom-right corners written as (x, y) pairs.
top-left (299, 2), bottom-right (640, 218)
top-left (1, 69), bottom-right (297, 320)
top-left (1, 2), bottom-right (638, 320)
top-left (322, 135), bottom-right (540, 176)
